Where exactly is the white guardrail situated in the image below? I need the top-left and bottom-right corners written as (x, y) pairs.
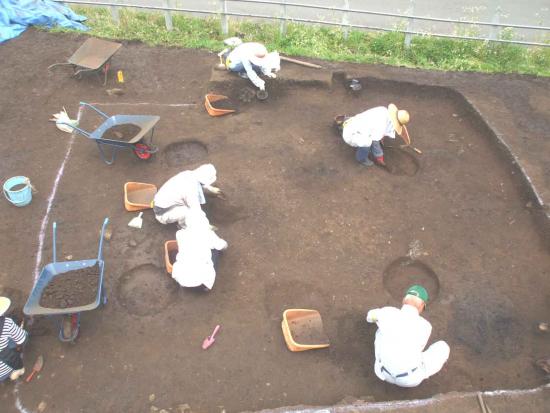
top-left (56, 0), bottom-right (550, 47)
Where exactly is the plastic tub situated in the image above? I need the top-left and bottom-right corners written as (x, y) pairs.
top-left (124, 182), bottom-right (157, 211)
top-left (164, 240), bottom-right (177, 274)
top-left (281, 309), bottom-right (330, 352)
top-left (3, 176), bottom-right (33, 207)
top-left (204, 94), bottom-right (235, 117)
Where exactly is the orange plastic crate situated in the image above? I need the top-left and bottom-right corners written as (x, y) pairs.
top-left (124, 182), bottom-right (157, 211)
top-left (164, 240), bottom-right (178, 274)
top-left (281, 309), bottom-right (330, 352)
top-left (204, 94), bottom-right (235, 117)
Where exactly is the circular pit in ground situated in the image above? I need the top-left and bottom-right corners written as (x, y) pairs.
top-left (383, 257), bottom-right (440, 302)
top-left (384, 146), bottom-right (420, 176)
top-left (116, 264), bottom-right (177, 316)
top-left (164, 140), bottom-right (208, 166)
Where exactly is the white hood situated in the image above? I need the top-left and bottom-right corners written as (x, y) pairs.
top-left (192, 164), bottom-right (217, 186)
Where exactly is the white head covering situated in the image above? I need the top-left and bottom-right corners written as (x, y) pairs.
top-left (263, 51), bottom-right (280, 73)
top-left (0, 297), bottom-right (11, 316)
top-left (192, 164), bottom-right (217, 186)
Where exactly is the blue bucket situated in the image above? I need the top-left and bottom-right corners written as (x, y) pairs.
top-left (3, 176), bottom-right (33, 207)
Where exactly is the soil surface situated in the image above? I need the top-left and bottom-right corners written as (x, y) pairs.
top-left (39, 264), bottom-right (100, 309)
top-left (102, 123), bottom-right (141, 141)
top-left (0, 30), bottom-right (549, 413)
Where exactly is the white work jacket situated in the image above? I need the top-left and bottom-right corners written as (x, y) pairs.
top-left (342, 106), bottom-right (396, 148)
top-left (366, 304), bottom-right (432, 375)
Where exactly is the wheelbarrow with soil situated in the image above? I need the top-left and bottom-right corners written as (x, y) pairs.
top-left (23, 218), bottom-right (109, 343)
top-left (63, 102), bottom-right (160, 165)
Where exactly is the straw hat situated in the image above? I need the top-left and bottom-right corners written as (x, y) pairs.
top-left (388, 103), bottom-right (410, 139)
top-left (0, 297), bottom-right (11, 316)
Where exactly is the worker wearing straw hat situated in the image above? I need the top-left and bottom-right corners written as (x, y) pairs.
top-left (0, 297), bottom-right (28, 382)
top-left (366, 285), bottom-right (450, 387)
top-left (335, 104), bottom-right (411, 167)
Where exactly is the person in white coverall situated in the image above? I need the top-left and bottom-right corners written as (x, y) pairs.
top-left (366, 285), bottom-right (450, 387)
top-left (335, 103), bottom-right (411, 167)
top-left (225, 42), bottom-right (280, 91)
top-left (153, 164), bottom-right (221, 229)
top-left (171, 214), bottom-right (228, 290)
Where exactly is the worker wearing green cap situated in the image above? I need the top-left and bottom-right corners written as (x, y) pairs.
top-left (366, 285), bottom-right (450, 387)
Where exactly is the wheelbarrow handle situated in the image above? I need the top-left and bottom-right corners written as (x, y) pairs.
top-left (78, 102), bottom-right (110, 120)
top-left (52, 222), bottom-right (57, 264)
top-left (97, 217), bottom-right (110, 261)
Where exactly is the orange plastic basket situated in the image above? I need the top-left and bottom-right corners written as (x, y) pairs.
top-left (124, 182), bottom-right (157, 211)
top-left (281, 309), bottom-right (330, 352)
top-left (164, 240), bottom-right (178, 274)
top-left (204, 94), bottom-right (235, 117)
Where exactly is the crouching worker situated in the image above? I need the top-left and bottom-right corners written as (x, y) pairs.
top-left (171, 213), bottom-right (228, 291)
top-left (0, 297), bottom-right (28, 383)
top-left (335, 104), bottom-right (410, 167)
top-left (366, 285), bottom-right (450, 387)
top-left (225, 42), bottom-right (280, 91)
top-left (153, 164), bottom-right (222, 229)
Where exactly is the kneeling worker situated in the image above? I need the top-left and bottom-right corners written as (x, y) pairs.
top-left (335, 104), bottom-right (411, 167)
top-left (153, 164), bottom-right (222, 229)
top-left (225, 42), bottom-right (280, 92)
top-left (366, 285), bottom-right (450, 387)
top-left (0, 297), bottom-right (28, 382)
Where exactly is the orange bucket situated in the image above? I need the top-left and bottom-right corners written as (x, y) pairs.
top-left (204, 94), bottom-right (235, 117)
top-left (124, 182), bottom-right (157, 211)
top-left (164, 240), bottom-right (178, 274)
top-left (281, 309), bottom-right (330, 352)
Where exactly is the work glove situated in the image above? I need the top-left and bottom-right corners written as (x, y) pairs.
top-left (258, 83), bottom-right (266, 91)
top-left (366, 310), bottom-right (378, 323)
top-left (265, 72), bottom-right (277, 79)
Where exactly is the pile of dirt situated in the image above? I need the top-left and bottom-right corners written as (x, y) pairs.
top-left (102, 124), bottom-right (141, 141)
top-left (39, 264), bottom-right (100, 309)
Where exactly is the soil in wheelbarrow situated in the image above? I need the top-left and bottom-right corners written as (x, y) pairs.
top-left (210, 99), bottom-right (235, 111)
top-left (39, 264), bottom-right (100, 309)
top-left (102, 123), bottom-right (142, 142)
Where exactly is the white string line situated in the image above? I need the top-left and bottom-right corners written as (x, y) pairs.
top-left (13, 382), bottom-right (32, 413)
top-left (32, 134), bottom-right (76, 284)
top-left (89, 102), bottom-right (197, 107)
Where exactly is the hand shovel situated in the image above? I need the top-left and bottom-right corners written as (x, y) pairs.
top-left (202, 325), bottom-right (221, 350)
top-left (25, 355), bottom-right (44, 383)
top-left (128, 212), bottom-right (143, 229)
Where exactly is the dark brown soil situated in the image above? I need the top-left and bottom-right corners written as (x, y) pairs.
top-left (102, 123), bottom-right (141, 141)
top-left (164, 140), bottom-right (208, 166)
top-left (1, 30), bottom-right (549, 413)
top-left (383, 258), bottom-right (440, 302)
top-left (288, 313), bottom-right (329, 345)
top-left (9, 183), bottom-right (28, 191)
top-left (168, 248), bottom-right (177, 265)
top-left (210, 98), bottom-right (235, 111)
top-left (39, 264), bottom-right (100, 309)
top-left (127, 187), bottom-right (156, 205)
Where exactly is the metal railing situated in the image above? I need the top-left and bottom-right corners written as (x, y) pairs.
top-left (56, 0), bottom-right (550, 47)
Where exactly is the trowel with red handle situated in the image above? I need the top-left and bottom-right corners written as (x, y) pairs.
top-left (202, 325), bottom-right (221, 350)
top-left (25, 355), bottom-right (44, 383)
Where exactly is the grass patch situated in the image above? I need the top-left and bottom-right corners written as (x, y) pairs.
top-left (50, 7), bottom-right (550, 77)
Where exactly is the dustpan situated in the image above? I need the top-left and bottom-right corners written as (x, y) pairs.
top-left (205, 94), bottom-right (236, 117)
top-left (124, 182), bottom-right (157, 211)
top-left (281, 309), bottom-right (330, 352)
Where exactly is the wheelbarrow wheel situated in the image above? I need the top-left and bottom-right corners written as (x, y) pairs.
top-left (133, 143), bottom-right (153, 160)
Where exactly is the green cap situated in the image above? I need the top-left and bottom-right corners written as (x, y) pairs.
top-left (405, 285), bottom-right (429, 303)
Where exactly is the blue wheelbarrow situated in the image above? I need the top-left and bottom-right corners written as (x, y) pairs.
top-left (23, 218), bottom-right (109, 342)
top-left (65, 102), bottom-right (160, 165)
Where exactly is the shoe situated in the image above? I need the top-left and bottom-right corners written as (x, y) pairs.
top-left (373, 156), bottom-right (386, 166)
top-left (360, 158), bottom-right (374, 167)
top-left (238, 72), bottom-right (248, 79)
top-left (10, 368), bottom-right (25, 381)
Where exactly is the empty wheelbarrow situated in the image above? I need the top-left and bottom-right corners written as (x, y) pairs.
top-left (63, 102), bottom-right (160, 165)
top-left (23, 218), bottom-right (109, 343)
top-left (48, 38), bottom-right (122, 85)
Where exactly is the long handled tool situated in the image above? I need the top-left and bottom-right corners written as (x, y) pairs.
top-left (25, 355), bottom-right (44, 383)
top-left (280, 56), bottom-right (323, 69)
top-left (202, 325), bottom-right (221, 350)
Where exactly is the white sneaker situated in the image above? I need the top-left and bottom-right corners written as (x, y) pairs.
top-left (10, 368), bottom-right (25, 381)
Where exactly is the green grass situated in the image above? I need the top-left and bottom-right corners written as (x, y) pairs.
top-left (49, 7), bottom-right (550, 77)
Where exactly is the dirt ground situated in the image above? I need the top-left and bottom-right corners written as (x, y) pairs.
top-left (0, 30), bottom-right (549, 413)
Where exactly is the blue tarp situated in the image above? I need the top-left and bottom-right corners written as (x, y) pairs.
top-left (0, 0), bottom-right (88, 44)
